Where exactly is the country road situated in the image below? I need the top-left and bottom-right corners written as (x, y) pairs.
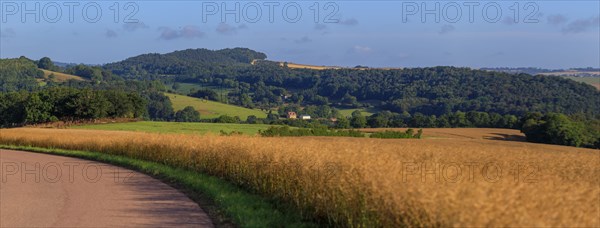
top-left (0, 149), bottom-right (213, 227)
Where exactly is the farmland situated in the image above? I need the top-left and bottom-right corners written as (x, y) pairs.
top-left (165, 93), bottom-right (267, 120)
top-left (2, 128), bottom-right (598, 227)
top-left (561, 76), bottom-right (600, 90)
top-left (338, 108), bottom-right (377, 117)
top-left (361, 128), bottom-right (526, 141)
top-left (40, 69), bottom-right (85, 82)
top-left (70, 121), bottom-right (271, 135)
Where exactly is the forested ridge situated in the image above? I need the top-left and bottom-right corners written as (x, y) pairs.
top-left (103, 48), bottom-right (599, 117)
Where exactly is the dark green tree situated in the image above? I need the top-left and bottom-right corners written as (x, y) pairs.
top-left (174, 106), bottom-right (201, 122)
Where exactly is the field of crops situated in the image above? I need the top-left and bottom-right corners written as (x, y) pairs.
top-left (361, 128), bottom-right (526, 141)
top-left (70, 121), bottom-right (270, 135)
top-left (2, 128), bottom-right (597, 227)
top-left (41, 69), bottom-right (85, 82)
top-left (165, 93), bottom-right (267, 120)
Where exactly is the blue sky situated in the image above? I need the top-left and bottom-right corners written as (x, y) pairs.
top-left (1, 1), bottom-right (599, 69)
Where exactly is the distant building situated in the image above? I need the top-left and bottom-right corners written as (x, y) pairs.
top-left (300, 115), bottom-right (311, 120)
top-left (287, 112), bottom-right (297, 119)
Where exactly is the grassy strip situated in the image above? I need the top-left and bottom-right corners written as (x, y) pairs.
top-left (0, 145), bottom-right (317, 228)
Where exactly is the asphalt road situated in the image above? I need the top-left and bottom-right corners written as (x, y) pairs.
top-left (0, 149), bottom-right (213, 227)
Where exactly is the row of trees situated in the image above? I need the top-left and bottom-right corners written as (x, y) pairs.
top-left (336, 110), bottom-right (519, 129)
top-left (521, 113), bottom-right (600, 148)
top-left (0, 87), bottom-right (146, 127)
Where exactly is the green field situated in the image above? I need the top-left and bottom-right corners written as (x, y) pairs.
top-left (338, 108), bottom-right (377, 117)
top-left (166, 93), bottom-right (267, 120)
top-left (562, 76), bottom-right (600, 89)
top-left (71, 121), bottom-right (272, 135)
top-left (169, 83), bottom-right (233, 95)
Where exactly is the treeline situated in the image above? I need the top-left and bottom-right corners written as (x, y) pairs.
top-left (521, 113), bottom-right (600, 148)
top-left (339, 110), bottom-right (520, 129)
top-left (259, 126), bottom-right (365, 137)
top-left (259, 126), bottom-right (424, 139)
top-left (0, 87), bottom-right (146, 127)
top-left (370, 129), bottom-right (423, 139)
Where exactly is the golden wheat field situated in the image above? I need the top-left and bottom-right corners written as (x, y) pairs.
top-left (1, 128), bottom-right (598, 227)
top-left (361, 128), bottom-right (526, 141)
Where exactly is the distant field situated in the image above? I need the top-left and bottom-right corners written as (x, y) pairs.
top-left (40, 69), bottom-right (85, 82)
top-left (361, 128), bottom-right (526, 141)
top-left (281, 62), bottom-right (340, 70)
top-left (166, 93), bottom-right (267, 120)
top-left (169, 82), bottom-right (232, 95)
top-left (71, 121), bottom-right (271, 135)
top-left (561, 76), bottom-right (600, 89)
top-left (338, 108), bottom-right (377, 117)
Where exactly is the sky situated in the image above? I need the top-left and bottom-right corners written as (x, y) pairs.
top-left (1, 1), bottom-right (599, 69)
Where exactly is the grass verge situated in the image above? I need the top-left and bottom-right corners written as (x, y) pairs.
top-left (0, 144), bottom-right (317, 228)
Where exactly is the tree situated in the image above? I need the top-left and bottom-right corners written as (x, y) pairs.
top-left (145, 92), bottom-right (174, 121)
top-left (336, 117), bottom-right (351, 129)
top-left (521, 113), bottom-right (588, 147)
top-left (24, 93), bottom-right (53, 123)
top-left (172, 82), bottom-right (181, 91)
top-left (174, 106), bottom-right (201, 122)
top-left (189, 89), bottom-right (219, 101)
top-left (38, 57), bottom-right (55, 70)
top-left (246, 115), bottom-right (258, 124)
top-left (215, 115), bottom-right (239, 123)
top-left (341, 93), bottom-right (359, 107)
top-left (350, 110), bottom-right (367, 128)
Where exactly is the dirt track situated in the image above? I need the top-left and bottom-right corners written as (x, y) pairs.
top-left (0, 149), bottom-right (213, 227)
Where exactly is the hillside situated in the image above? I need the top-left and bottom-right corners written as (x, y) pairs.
top-left (0, 57), bottom-right (43, 92)
top-left (102, 49), bottom-right (600, 118)
top-left (104, 48), bottom-right (267, 78)
top-left (165, 93), bottom-right (267, 120)
top-left (40, 69), bottom-right (85, 82)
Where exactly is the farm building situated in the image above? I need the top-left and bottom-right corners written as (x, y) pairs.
top-left (300, 115), bottom-right (311, 120)
top-left (287, 112), bottom-right (297, 119)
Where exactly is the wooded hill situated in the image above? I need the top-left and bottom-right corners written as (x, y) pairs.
top-left (101, 48), bottom-right (600, 117)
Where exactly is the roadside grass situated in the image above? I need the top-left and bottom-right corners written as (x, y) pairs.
top-left (70, 121), bottom-right (272, 135)
top-left (165, 93), bottom-right (267, 120)
top-left (0, 145), bottom-right (317, 228)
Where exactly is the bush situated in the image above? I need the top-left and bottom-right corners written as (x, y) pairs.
top-left (214, 115), bottom-right (240, 123)
top-left (370, 129), bottom-right (422, 139)
top-left (174, 106), bottom-right (201, 122)
top-left (259, 126), bottom-right (365, 137)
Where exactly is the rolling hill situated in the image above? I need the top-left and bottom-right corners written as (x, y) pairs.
top-left (102, 48), bottom-right (600, 117)
top-left (165, 93), bottom-right (267, 120)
